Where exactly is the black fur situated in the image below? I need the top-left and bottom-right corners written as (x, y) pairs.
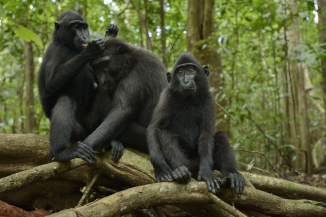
top-left (38, 10), bottom-right (106, 163)
top-left (105, 24), bottom-right (119, 37)
top-left (79, 36), bottom-right (168, 153)
top-left (147, 52), bottom-right (245, 194)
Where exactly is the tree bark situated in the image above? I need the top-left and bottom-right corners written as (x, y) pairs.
top-left (282, 0), bottom-right (306, 170)
top-left (130, 0), bottom-right (152, 50)
top-left (159, 0), bottom-right (168, 68)
top-left (0, 158), bottom-right (86, 195)
top-left (1, 134), bottom-right (325, 217)
top-left (124, 0), bottom-right (132, 28)
top-left (15, 69), bottom-right (25, 133)
top-left (50, 182), bottom-right (246, 217)
top-left (186, 0), bottom-right (200, 57)
top-left (114, 0), bottom-right (131, 39)
top-left (143, 0), bottom-right (152, 51)
top-left (288, 0), bottom-right (313, 174)
top-left (218, 182), bottom-right (326, 217)
top-left (243, 173), bottom-right (326, 203)
top-left (24, 41), bottom-right (36, 134)
top-left (186, 0), bottom-right (227, 133)
top-left (318, 0), bottom-right (326, 125)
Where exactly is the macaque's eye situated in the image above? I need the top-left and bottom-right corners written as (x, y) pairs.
top-left (178, 70), bottom-right (183, 75)
top-left (188, 68), bottom-right (194, 73)
top-left (74, 23), bottom-right (80, 28)
top-left (117, 46), bottom-right (122, 51)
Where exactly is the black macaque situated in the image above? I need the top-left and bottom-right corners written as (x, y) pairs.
top-left (79, 36), bottom-right (168, 154)
top-left (38, 11), bottom-right (115, 163)
top-left (147, 52), bottom-right (245, 194)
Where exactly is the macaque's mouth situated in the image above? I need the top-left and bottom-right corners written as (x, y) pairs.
top-left (82, 44), bottom-right (88, 47)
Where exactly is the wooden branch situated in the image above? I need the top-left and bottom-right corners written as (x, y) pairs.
top-left (159, 0), bottom-right (167, 68)
top-left (176, 204), bottom-right (234, 217)
top-left (1, 134), bottom-right (326, 217)
top-left (97, 150), bottom-right (326, 216)
top-left (246, 107), bottom-right (292, 166)
top-left (130, 0), bottom-right (152, 50)
top-left (113, 0), bottom-right (131, 30)
top-left (50, 182), bottom-right (246, 217)
top-left (235, 148), bottom-right (264, 155)
top-left (77, 173), bottom-right (100, 206)
top-left (0, 158), bottom-right (86, 195)
top-left (219, 183), bottom-right (326, 217)
top-left (116, 0), bottom-right (130, 16)
top-left (0, 135), bottom-right (226, 217)
top-left (283, 165), bottom-right (311, 185)
top-left (237, 161), bottom-right (271, 174)
top-left (243, 173), bottom-right (326, 203)
top-left (208, 193), bottom-right (246, 217)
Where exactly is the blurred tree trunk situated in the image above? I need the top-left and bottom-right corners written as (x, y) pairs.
top-left (1, 134), bottom-right (326, 216)
top-left (15, 70), bottom-right (24, 134)
top-left (77, 2), bottom-right (86, 20)
top-left (286, 0), bottom-right (312, 173)
top-left (304, 67), bottom-right (325, 114)
top-left (130, 0), bottom-right (151, 50)
top-left (318, 0), bottom-right (326, 125)
top-left (316, 0), bottom-right (326, 170)
top-left (124, 0), bottom-right (132, 28)
top-left (24, 41), bottom-right (36, 134)
top-left (282, 0), bottom-right (304, 170)
top-left (143, 0), bottom-right (151, 51)
top-left (114, 1), bottom-right (131, 39)
top-left (186, 0), bottom-right (228, 134)
top-left (281, 65), bottom-right (293, 166)
top-left (159, 0), bottom-right (167, 68)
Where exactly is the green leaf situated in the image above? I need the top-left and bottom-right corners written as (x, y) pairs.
top-left (291, 44), bottom-right (307, 53)
top-left (14, 25), bottom-right (43, 48)
top-left (305, 54), bottom-right (317, 66)
top-left (298, 11), bottom-right (309, 19)
top-left (245, 16), bottom-right (251, 22)
top-left (285, 144), bottom-right (297, 151)
top-left (197, 39), bottom-right (207, 45)
top-left (0, 4), bottom-right (4, 19)
top-left (317, 53), bottom-right (326, 59)
top-left (265, 134), bottom-right (276, 141)
top-left (308, 95), bottom-right (321, 100)
top-left (262, 12), bottom-right (271, 18)
top-left (295, 51), bottom-right (311, 62)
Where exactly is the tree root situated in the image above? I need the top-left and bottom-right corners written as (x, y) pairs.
top-left (50, 182), bottom-right (246, 217)
top-left (219, 182), bottom-right (326, 217)
top-left (0, 159), bottom-right (86, 195)
top-left (77, 173), bottom-right (100, 206)
top-left (244, 173), bottom-right (326, 203)
top-left (1, 134), bottom-right (326, 216)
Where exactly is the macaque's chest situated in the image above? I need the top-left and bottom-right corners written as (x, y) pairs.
top-left (163, 104), bottom-right (202, 147)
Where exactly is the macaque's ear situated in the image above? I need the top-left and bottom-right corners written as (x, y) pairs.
top-left (203, 65), bottom-right (209, 77)
top-left (55, 21), bottom-right (60, 30)
top-left (167, 72), bottom-right (171, 83)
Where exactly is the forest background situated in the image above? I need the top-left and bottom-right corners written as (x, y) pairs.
top-left (0, 0), bottom-right (326, 178)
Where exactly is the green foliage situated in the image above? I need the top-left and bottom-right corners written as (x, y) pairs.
top-left (202, 0), bottom-right (325, 169)
top-left (0, 4), bottom-right (4, 19)
top-left (14, 25), bottom-right (43, 48)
